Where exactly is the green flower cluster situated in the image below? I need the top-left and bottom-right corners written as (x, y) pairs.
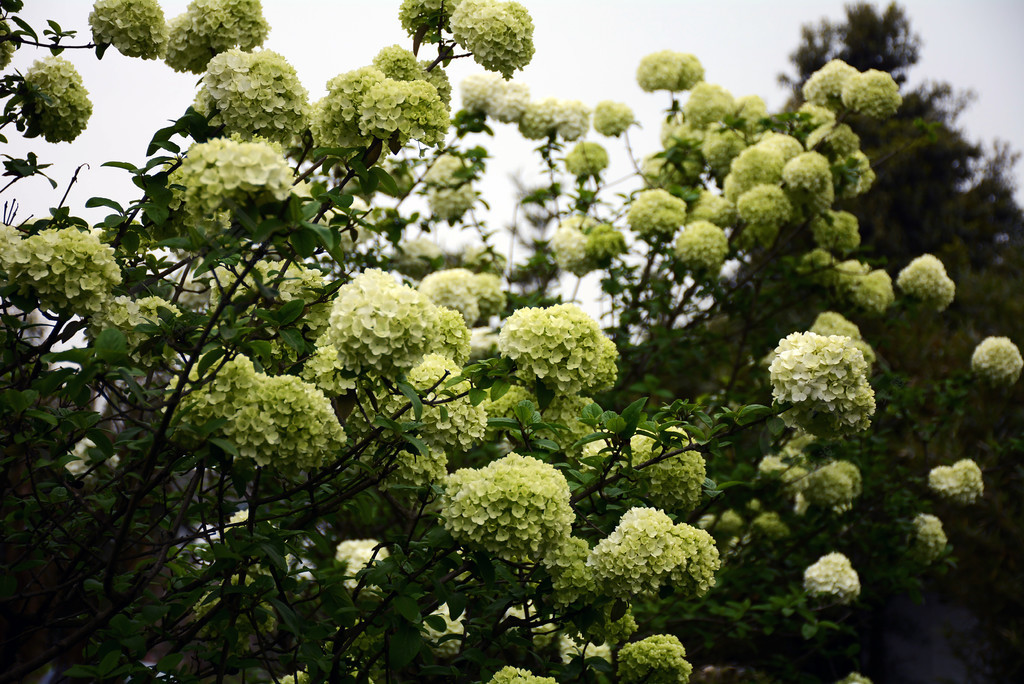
top-left (636, 50), bottom-right (704, 92)
top-left (171, 138), bottom-right (292, 223)
top-left (842, 266), bottom-right (894, 315)
top-left (186, 355), bottom-right (347, 474)
top-left (334, 539), bottom-right (388, 590)
top-left (1, 227), bottom-right (120, 315)
top-left (197, 49), bottom-right (310, 144)
top-left (722, 142), bottom-right (787, 204)
top-left (0, 21), bottom-right (15, 69)
top-left (736, 185), bottom-right (792, 247)
top-left (688, 190), bottom-right (736, 227)
top-left (518, 97), bottom-right (590, 141)
top-left (301, 343), bottom-right (356, 395)
top-left (322, 269), bottom-right (441, 379)
top-left (811, 210), bottom-right (861, 254)
top-left (674, 220), bottom-right (729, 276)
top-left (803, 551), bottom-right (860, 604)
top-left (498, 303), bottom-right (618, 394)
top-left (460, 73), bottom-right (530, 123)
top-left (418, 268), bottom-right (505, 325)
top-left (22, 57), bottom-right (93, 143)
top-left (486, 667), bottom-right (556, 684)
top-left (564, 141), bottom-right (609, 178)
top-left (89, 0), bottom-right (167, 59)
top-left (358, 353), bottom-right (486, 453)
top-left (559, 636), bottom-right (611, 665)
top-left (782, 151), bottom-right (834, 211)
top-left (751, 511), bottom-right (790, 539)
top-left (90, 294), bottom-right (180, 363)
top-left (541, 536), bottom-right (596, 606)
top-left (587, 507), bottom-right (719, 599)
top-left (360, 77), bottom-right (449, 147)
top-left (442, 452), bottom-right (574, 561)
top-left (683, 82), bottom-right (735, 128)
top-left (551, 218), bottom-right (592, 276)
top-left (769, 332), bottom-right (876, 438)
top-left (593, 100), bottom-right (635, 137)
top-left (627, 189), bottom-right (688, 238)
top-left (617, 634), bottom-right (693, 684)
top-left (311, 66), bottom-right (385, 149)
top-left (398, 0), bottom-right (459, 37)
top-left (809, 311), bottom-right (876, 368)
top-left (835, 674), bottom-right (873, 684)
top-left (702, 128), bottom-right (746, 176)
top-left (450, 0), bottom-right (535, 79)
top-left (802, 460), bottom-right (862, 512)
top-left (910, 513), bottom-right (947, 564)
top-left (585, 224), bottom-right (627, 266)
top-left (896, 254), bottom-right (956, 311)
top-left (928, 459), bottom-right (984, 504)
top-left (164, 0), bottom-right (268, 74)
top-left (802, 59), bottom-right (859, 109)
top-left (842, 69), bottom-right (902, 119)
top-left (435, 306), bottom-right (473, 364)
top-left (641, 443), bottom-right (707, 514)
top-left (970, 336), bottom-right (1022, 386)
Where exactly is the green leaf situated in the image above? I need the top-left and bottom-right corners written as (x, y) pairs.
top-left (292, 228), bottom-right (316, 258)
top-left (490, 379), bottom-right (511, 401)
top-left (393, 596), bottom-right (420, 623)
top-left (389, 622), bottom-right (423, 670)
top-left (279, 328), bottom-right (305, 354)
top-left (736, 404), bottom-right (772, 426)
top-left (196, 347), bottom-right (225, 379)
top-left (801, 622), bottom-right (818, 639)
top-left (535, 378), bottom-right (554, 411)
top-left (397, 381), bottom-right (423, 421)
top-left (276, 299), bottom-right (306, 326)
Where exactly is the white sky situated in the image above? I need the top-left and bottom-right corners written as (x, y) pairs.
top-left (3, 0), bottom-right (1023, 231)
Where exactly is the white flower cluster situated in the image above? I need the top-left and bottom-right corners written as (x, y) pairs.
top-left (1, 227), bottom-right (120, 316)
top-left (164, 0), bottom-right (269, 74)
top-left (89, 0), bottom-right (167, 59)
top-left (636, 50), bottom-right (704, 92)
top-left (628, 189), bottom-right (688, 238)
top-left (769, 332), bottom-right (876, 438)
top-left (460, 73), bottom-right (530, 123)
top-left (803, 59), bottom-right (901, 118)
top-left (835, 674), bottom-right (873, 684)
top-left (617, 634), bottom-right (693, 684)
top-left (802, 460), bottom-right (862, 512)
top-left (418, 268), bottom-right (505, 325)
top-left (450, 0), bottom-right (535, 79)
top-left (736, 185), bottom-right (793, 247)
top-left (593, 100), bottom-right (635, 137)
top-left (782, 151), bottom-right (835, 211)
top-left (442, 452), bottom-right (574, 561)
top-left (360, 78), bottom-right (450, 147)
top-left (171, 138), bottom-right (292, 224)
top-left (393, 235), bottom-right (443, 279)
top-left (638, 440), bottom-right (706, 515)
top-left (197, 49), bottom-right (310, 144)
top-left (498, 303), bottom-right (618, 395)
top-left (802, 60), bottom-right (859, 109)
top-left (22, 57), bottom-right (93, 143)
top-left (896, 254), bottom-right (956, 311)
top-left (928, 459), bottom-right (984, 504)
top-left (558, 636), bottom-right (611, 665)
top-left (910, 513), bottom-right (948, 564)
top-left (322, 269), bottom-right (441, 379)
top-left (587, 507), bottom-right (719, 600)
top-left (970, 336), bottom-right (1022, 386)
top-left (518, 97), bottom-right (590, 141)
top-left (688, 191), bottom-right (737, 227)
top-left (803, 551), bottom-right (860, 604)
top-left (185, 355), bottom-right (347, 474)
top-left (334, 539), bottom-right (389, 590)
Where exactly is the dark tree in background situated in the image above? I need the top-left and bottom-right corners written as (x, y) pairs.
top-left (781, 4), bottom-right (1024, 681)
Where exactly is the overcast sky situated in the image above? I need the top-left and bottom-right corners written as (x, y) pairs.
top-left (4, 0), bottom-right (1023, 231)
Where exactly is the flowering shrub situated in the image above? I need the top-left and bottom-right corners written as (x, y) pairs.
top-left (0, 4), bottom-right (1011, 683)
